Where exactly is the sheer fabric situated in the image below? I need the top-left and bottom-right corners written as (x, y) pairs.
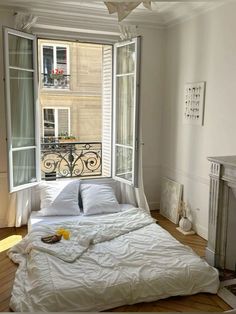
top-left (1, 185), bottom-right (32, 227)
top-left (9, 189), bottom-right (32, 227)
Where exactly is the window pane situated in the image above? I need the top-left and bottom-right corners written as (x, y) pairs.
top-left (43, 46), bottom-right (53, 74)
top-left (116, 75), bottom-right (134, 146)
top-left (43, 109), bottom-right (55, 137)
top-left (56, 47), bottom-right (67, 75)
top-left (13, 149), bottom-right (37, 187)
top-left (8, 34), bottom-right (33, 69)
top-left (117, 43), bottom-right (135, 75)
top-left (115, 146), bottom-right (133, 182)
top-left (58, 109), bottom-right (69, 136)
top-left (10, 69), bottom-right (35, 148)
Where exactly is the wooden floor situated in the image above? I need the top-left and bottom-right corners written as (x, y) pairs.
top-left (0, 211), bottom-right (231, 312)
top-left (0, 226), bottom-right (27, 312)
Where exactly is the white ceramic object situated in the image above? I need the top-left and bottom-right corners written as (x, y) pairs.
top-left (179, 217), bottom-right (192, 232)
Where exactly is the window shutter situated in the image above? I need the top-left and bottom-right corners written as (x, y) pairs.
top-left (58, 108), bottom-right (70, 136)
top-left (102, 45), bottom-right (113, 177)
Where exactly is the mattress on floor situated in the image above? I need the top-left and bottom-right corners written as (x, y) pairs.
top-left (9, 207), bottom-right (219, 312)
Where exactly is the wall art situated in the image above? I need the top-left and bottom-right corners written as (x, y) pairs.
top-left (160, 177), bottom-right (183, 224)
top-left (183, 81), bottom-right (205, 125)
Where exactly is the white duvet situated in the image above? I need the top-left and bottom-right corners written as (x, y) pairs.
top-left (8, 208), bottom-right (219, 312)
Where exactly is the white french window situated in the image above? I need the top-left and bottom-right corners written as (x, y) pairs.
top-left (4, 28), bottom-right (40, 192)
top-left (113, 37), bottom-right (140, 186)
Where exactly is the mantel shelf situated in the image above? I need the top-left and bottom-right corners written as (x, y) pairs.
top-left (208, 155), bottom-right (236, 168)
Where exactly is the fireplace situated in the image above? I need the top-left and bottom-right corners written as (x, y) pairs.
top-left (206, 156), bottom-right (236, 271)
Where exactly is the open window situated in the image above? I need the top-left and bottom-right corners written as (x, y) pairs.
top-left (113, 37), bottom-right (140, 187)
top-left (41, 43), bottom-right (70, 89)
top-left (42, 107), bottom-right (70, 138)
top-left (4, 28), bottom-right (40, 192)
top-left (4, 30), bottom-right (139, 191)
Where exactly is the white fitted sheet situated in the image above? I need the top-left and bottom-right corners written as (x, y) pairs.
top-left (9, 208), bottom-right (219, 312)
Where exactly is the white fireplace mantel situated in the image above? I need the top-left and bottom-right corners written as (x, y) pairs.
top-left (206, 155), bottom-right (236, 270)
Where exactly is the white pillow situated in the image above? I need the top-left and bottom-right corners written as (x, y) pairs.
top-left (38, 180), bottom-right (80, 216)
top-left (81, 184), bottom-right (120, 216)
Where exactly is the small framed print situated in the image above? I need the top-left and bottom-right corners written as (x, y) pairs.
top-left (183, 81), bottom-right (206, 125)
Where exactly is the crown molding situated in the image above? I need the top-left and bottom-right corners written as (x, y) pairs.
top-left (0, 1), bottom-right (230, 33)
top-left (33, 23), bottom-right (119, 36)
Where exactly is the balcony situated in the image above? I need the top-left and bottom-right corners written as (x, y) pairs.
top-left (41, 73), bottom-right (70, 89)
top-left (41, 140), bottom-right (102, 180)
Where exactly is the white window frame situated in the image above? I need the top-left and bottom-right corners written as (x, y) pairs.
top-left (112, 37), bottom-right (140, 187)
top-left (42, 107), bottom-right (71, 138)
top-left (4, 28), bottom-right (40, 192)
top-left (41, 43), bottom-right (70, 88)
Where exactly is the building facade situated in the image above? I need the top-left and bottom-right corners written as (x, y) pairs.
top-left (38, 39), bottom-right (103, 142)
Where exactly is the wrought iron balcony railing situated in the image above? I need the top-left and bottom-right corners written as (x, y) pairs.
top-left (41, 73), bottom-right (70, 89)
top-left (41, 141), bottom-right (102, 180)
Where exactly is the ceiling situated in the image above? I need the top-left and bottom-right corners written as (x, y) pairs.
top-left (0, 1), bottom-right (225, 40)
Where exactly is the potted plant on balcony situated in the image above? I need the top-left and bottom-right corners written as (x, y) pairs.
top-left (58, 132), bottom-right (77, 143)
top-left (50, 68), bottom-right (64, 80)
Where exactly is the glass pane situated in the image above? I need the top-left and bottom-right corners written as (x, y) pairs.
top-left (56, 47), bottom-right (67, 75)
top-left (117, 43), bottom-right (135, 75)
top-left (115, 146), bottom-right (133, 182)
top-left (13, 149), bottom-right (37, 187)
top-left (116, 76), bottom-right (134, 146)
top-left (43, 46), bottom-right (53, 74)
top-left (58, 109), bottom-right (69, 136)
top-left (43, 109), bottom-right (55, 137)
top-left (10, 69), bottom-right (35, 148)
top-left (8, 34), bottom-right (33, 69)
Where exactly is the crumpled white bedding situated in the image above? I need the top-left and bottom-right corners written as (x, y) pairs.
top-left (8, 208), bottom-right (219, 312)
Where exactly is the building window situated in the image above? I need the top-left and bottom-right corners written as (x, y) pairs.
top-left (43, 107), bottom-right (70, 139)
top-left (41, 44), bottom-right (70, 89)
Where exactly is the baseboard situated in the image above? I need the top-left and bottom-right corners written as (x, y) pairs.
top-left (149, 202), bottom-right (160, 211)
top-left (205, 247), bottom-right (215, 266)
top-left (194, 222), bottom-right (208, 240)
top-left (0, 216), bottom-right (15, 228)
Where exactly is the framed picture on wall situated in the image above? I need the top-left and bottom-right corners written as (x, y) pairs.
top-left (183, 81), bottom-right (206, 126)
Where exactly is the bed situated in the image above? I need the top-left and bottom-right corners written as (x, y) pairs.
top-left (8, 180), bottom-right (220, 312)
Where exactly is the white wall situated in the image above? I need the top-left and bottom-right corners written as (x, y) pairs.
top-left (0, 10), bottom-right (15, 226)
top-left (161, 2), bottom-right (236, 239)
top-left (139, 27), bottom-right (164, 210)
